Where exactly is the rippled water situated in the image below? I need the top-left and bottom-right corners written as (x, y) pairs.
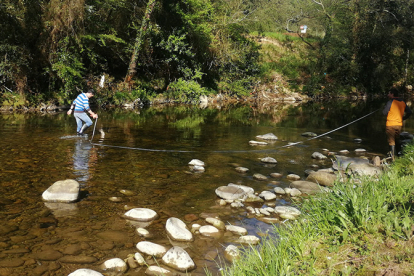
top-left (0, 100), bottom-right (410, 275)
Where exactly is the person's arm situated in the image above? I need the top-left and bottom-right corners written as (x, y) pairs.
top-left (67, 103), bottom-right (76, 115)
top-left (383, 100), bottom-right (392, 115)
top-left (403, 104), bottom-right (412, 120)
top-left (89, 110), bottom-right (98, 119)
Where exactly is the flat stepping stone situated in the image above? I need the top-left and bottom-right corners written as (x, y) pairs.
top-left (161, 246), bottom-right (196, 272)
top-left (275, 206), bottom-right (301, 220)
top-left (260, 157), bottom-right (277, 164)
top-left (249, 140), bottom-right (268, 145)
top-left (123, 208), bottom-right (158, 221)
top-left (259, 191), bottom-right (276, 201)
top-left (199, 225), bottom-right (221, 238)
top-left (42, 179), bottom-right (80, 203)
top-left (225, 225), bottom-right (248, 235)
top-left (215, 186), bottom-right (246, 200)
top-left (235, 167), bottom-right (249, 173)
top-left (166, 217), bottom-right (193, 241)
top-left (236, 235), bottom-right (260, 245)
top-left (188, 159), bottom-right (204, 166)
top-left (68, 269), bottom-right (103, 276)
top-left (256, 133), bottom-right (278, 140)
top-left (136, 241), bottom-right (168, 258)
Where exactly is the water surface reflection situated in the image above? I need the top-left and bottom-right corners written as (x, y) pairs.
top-left (0, 100), bottom-right (411, 275)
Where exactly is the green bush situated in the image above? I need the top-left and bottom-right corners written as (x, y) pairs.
top-left (166, 78), bottom-right (211, 102)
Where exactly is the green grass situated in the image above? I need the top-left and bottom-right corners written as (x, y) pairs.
top-left (218, 143), bottom-right (414, 275)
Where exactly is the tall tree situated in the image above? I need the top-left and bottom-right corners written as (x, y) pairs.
top-left (125, 0), bottom-right (156, 84)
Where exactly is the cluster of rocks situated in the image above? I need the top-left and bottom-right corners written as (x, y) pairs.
top-left (211, 132), bottom-right (392, 225)
top-left (41, 130), bottom-right (408, 275)
top-left (42, 180), bottom-right (258, 275)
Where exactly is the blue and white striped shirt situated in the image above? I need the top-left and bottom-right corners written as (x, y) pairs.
top-left (73, 93), bottom-right (91, 113)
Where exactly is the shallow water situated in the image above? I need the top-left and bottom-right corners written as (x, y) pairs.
top-left (0, 100), bottom-right (412, 275)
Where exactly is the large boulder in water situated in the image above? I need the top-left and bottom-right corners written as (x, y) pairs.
top-left (348, 163), bottom-right (382, 177)
top-left (42, 179), bottom-right (80, 203)
top-left (162, 246), bottom-right (196, 272)
top-left (332, 155), bottom-right (369, 170)
top-left (332, 155), bottom-right (382, 177)
top-left (166, 217), bottom-right (193, 242)
top-left (215, 186), bottom-right (246, 200)
top-left (306, 171), bottom-right (337, 187)
top-left (290, 180), bottom-right (323, 194)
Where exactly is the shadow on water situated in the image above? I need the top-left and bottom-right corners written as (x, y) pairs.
top-left (0, 99), bottom-right (413, 275)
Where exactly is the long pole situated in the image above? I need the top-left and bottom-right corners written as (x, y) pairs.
top-left (90, 118), bottom-right (97, 143)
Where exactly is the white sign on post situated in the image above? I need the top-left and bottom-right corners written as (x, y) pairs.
top-left (300, 25), bottom-right (308, 34)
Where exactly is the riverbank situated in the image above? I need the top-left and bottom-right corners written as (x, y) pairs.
top-left (219, 144), bottom-right (414, 275)
top-left (0, 87), bottom-right (376, 114)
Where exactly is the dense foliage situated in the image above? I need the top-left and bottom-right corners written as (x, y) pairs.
top-left (0, 0), bottom-right (260, 106)
top-left (1, 0), bottom-right (414, 106)
top-left (241, 0), bottom-right (414, 96)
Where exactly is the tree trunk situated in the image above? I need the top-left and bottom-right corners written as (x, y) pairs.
top-left (124, 0), bottom-right (156, 85)
top-left (404, 49), bottom-right (409, 86)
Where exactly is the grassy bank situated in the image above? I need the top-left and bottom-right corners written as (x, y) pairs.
top-left (220, 144), bottom-right (414, 275)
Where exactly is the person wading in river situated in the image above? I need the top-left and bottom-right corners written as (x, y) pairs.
top-left (383, 87), bottom-right (412, 160)
top-left (67, 89), bottom-right (98, 136)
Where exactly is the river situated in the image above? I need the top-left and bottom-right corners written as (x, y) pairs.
top-left (0, 99), bottom-right (411, 275)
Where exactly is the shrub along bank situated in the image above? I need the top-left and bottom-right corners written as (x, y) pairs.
top-left (219, 144), bottom-right (414, 275)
